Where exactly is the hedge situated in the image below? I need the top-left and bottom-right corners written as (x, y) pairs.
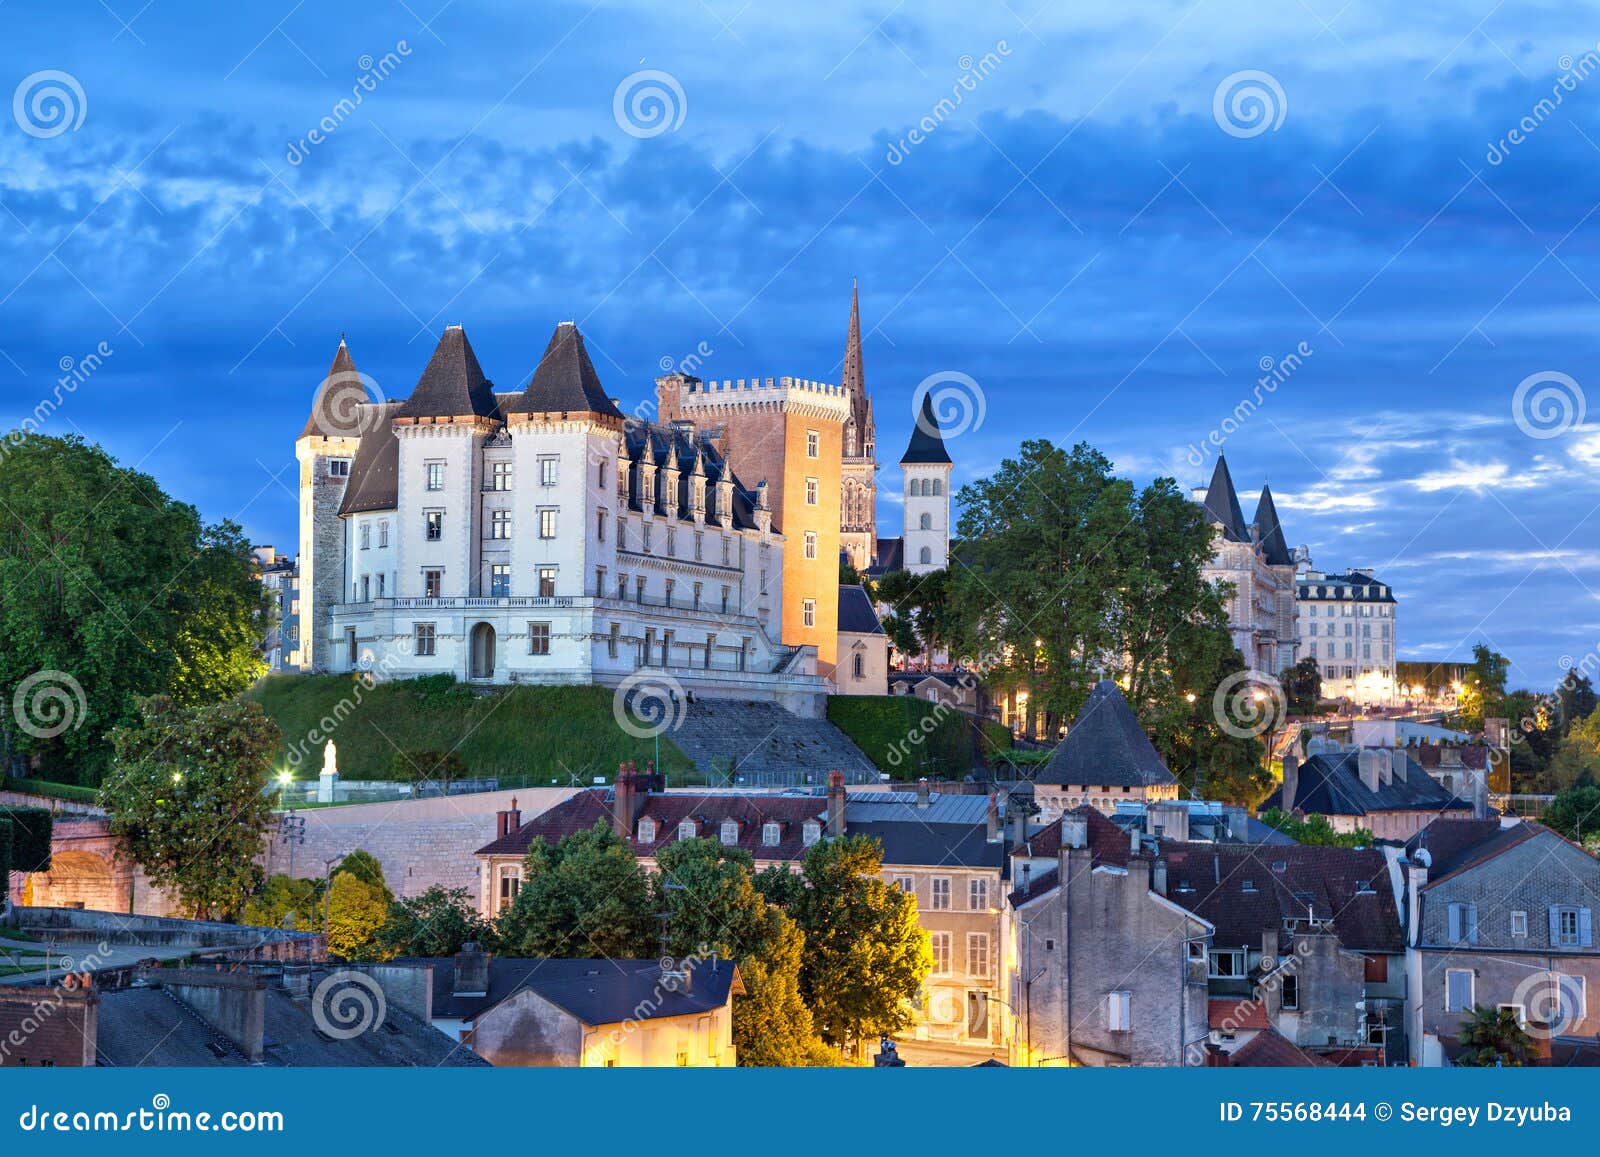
top-left (3, 776), bottom-right (99, 805)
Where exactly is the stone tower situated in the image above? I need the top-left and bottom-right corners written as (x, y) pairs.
top-left (901, 393), bottom-right (953, 575)
top-left (839, 281), bottom-right (877, 573)
top-left (294, 338), bottom-right (368, 671)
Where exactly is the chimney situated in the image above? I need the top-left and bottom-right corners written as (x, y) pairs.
top-left (164, 971), bottom-right (267, 1062)
top-left (916, 778), bottom-right (931, 810)
top-left (826, 770), bottom-right (846, 838)
top-left (1377, 749), bottom-right (1393, 787)
top-left (1148, 802), bottom-right (1190, 843)
top-left (612, 763), bottom-right (639, 838)
top-left (1281, 753), bottom-right (1300, 813)
top-left (1007, 784), bottom-right (1034, 850)
top-left (985, 789), bottom-right (1001, 843)
top-left (1405, 851), bottom-right (1430, 946)
top-left (1471, 770), bottom-right (1489, 820)
top-left (1358, 749), bottom-right (1381, 794)
top-left (1152, 859), bottom-right (1168, 897)
top-left (453, 942), bottom-right (490, 997)
top-left (495, 795), bottom-right (523, 840)
top-left (1061, 813), bottom-right (1089, 850)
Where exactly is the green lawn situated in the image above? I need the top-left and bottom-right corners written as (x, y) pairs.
top-left (246, 675), bottom-right (697, 785)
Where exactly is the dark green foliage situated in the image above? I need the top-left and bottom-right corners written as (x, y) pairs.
top-left (377, 886), bottom-right (494, 959)
top-left (1258, 808), bottom-right (1372, 847)
top-left (1456, 1005), bottom-right (1536, 1066)
top-left (1280, 657), bottom-right (1323, 717)
top-left (495, 820), bottom-right (656, 960)
top-left (334, 849), bottom-right (393, 903)
top-left (247, 676), bottom-right (695, 783)
top-left (1542, 784), bottom-right (1600, 844)
top-left (240, 875), bottom-right (322, 932)
top-left (1, 777), bottom-right (98, 804)
top-left (826, 695), bottom-right (972, 779)
top-left (0, 807), bottom-right (51, 872)
top-left (391, 749), bottom-right (467, 792)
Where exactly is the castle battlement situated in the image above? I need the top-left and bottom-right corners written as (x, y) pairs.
top-left (676, 375), bottom-right (851, 419)
top-left (688, 375), bottom-right (844, 396)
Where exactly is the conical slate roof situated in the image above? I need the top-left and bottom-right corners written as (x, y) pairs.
top-left (1201, 455), bottom-right (1250, 543)
top-left (300, 338), bottom-right (371, 439)
top-left (901, 393), bottom-right (953, 465)
top-left (1033, 680), bottom-right (1177, 788)
top-left (394, 326), bottom-right (499, 422)
top-left (507, 322), bottom-right (624, 419)
top-left (1253, 483), bottom-right (1294, 567)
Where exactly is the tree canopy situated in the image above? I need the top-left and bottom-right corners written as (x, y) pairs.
top-left (495, 820), bottom-right (656, 960)
top-left (0, 434), bottom-right (268, 783)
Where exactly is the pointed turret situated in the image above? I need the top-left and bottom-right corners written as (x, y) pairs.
top-left (300, 337), bottom-right (372, 439)
top-left (1253, 483), bottom-right (1294, 566)
top-left (394, 325), bottom-right (499, 422)
top-left (507, 322), bottom-right (624, 420)
top-left (1201, 455), bottom-right (1250, 543)
top-left (842, 281), bottom-right (872, 450)
top-left (901, 393), bottom-right (953, 465)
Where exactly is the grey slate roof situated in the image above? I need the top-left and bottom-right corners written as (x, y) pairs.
top-left (1201, 455), bottom-right (1250, 543)
top-left (506, 322), bottom-right (624, 419)
top-left (618, 419), bottom-right (757, 530)
top-left (338, 401), bottom-right (404, 515)
top-left (901, 393), bottom-right (953, 465)
top-left (299, 339), bottom-right (369, 439)
top-left (838, 584), bottom-right (885, 634)
top-left (1032, 680), bottom-right (1179, 788)
top-left (1253, 483), bottom-right (1294, 567)
top-left (394, 325), bottom-right (499, 421)
top-left (1296, 571), bottom-right (1397, 603)
top-left (1263, 750), bottom-right (1470, 816)
top-left (411, 957), bottom-right (740, 1025)
top-left (867, 536), bottom-right (904, 575)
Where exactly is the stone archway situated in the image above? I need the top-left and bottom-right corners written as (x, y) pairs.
top-left (470, 622), bottom-right (496, 680)
top-left (27, 849), bottom-right (121, 912)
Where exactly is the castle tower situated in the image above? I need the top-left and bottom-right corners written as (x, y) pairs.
top-left (839, 281), bottom-right (878, 573)
top-left (901, 393), bottom-right (952, 574)
top-left (295, 338), bottom-right (369, 671)
top-left (657, 373), bottom-right (848, 668)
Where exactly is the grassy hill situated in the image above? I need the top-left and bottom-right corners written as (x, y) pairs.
top-left (826, 695), bottom-right (1014, 780)
top-left (246, 675), bottom-right (696, 786)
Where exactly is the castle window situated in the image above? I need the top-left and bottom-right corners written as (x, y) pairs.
top-left (719, 820), bottom-right (739, 845)
top-left (694, 532), bottom-right (703, 561)
top-left (425, 461), bottom-right (445, 491)
top-left (806, 430), bottom-right (819, 458)
top-left (665, 579), bottom-right (676, 606)
top-left (919, 547), bottom-right (932, 565)
top-left (931, 479), bottom-right (941, 496)
top-left (721, 536), bottom-right (731, 565)
top-left (721, 586), bottom-right (730, 614)
top-left (617, 574), bottom-right (629, 600)
top-left (329, 459), bottom-right (350, 477)
top-left (805, 477), bottom-right (818, 506)
top-left (597, 509), bottom-right (607, 542)
top-left (490, 509), bottom-right (511, 539)
top-left (538, 508), bottom-right (558, 539)
top-left (667, 528), bottom-right (676, 555)
top-left (803, 598), bottom-right (815, 628)
top-left (537, 567), bottom-right (557, 597)
top-left (636, 576), bottom-right (647, 604)
top-left (595, 567), bottom-right (605, 597)
top-left (528, 621), bottom-right (551, 655)
top-left (919, 512), bottom-right (932, 530)
top-left (425, 510), bottom-right (444, 541)
top-left (490, 564), bottom-right (511, 598)
top-left (693, 582), bottom-right (703, 610)
top-left (490, 461), bottom-right (512, 491)
top-left (803, 532), bottom-right (817, 560)
top-left (608, 622), bottom-right (620, 659)
top-left (378, 520), bottom-right (389, 547)
top-left (414, 622), bottom-right (436, 656)
top-left (763, 821), bottom-right (781, 847)
top-left (423, 569), bottom-right (442, 598)
top-left (852, 653), bottom-right (864, 679)
top-left (360, 523), bottom-right (371, 549)
top-left (539, 456), bottom-right (559, 486)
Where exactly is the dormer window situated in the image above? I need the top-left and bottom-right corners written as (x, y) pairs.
top-left (802, 820), bottom-right (821, 846)
top-left (678, 819), bottom-right (698, 841)
top-left (719, 820), bottom-right (739, 845)
top-left (637, 818), bottom-right (657, 843)
top-left (762, 821), bottom-right (781, 847)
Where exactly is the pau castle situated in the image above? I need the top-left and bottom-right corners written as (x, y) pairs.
top-left (293, 287), bottom-right (953, 712)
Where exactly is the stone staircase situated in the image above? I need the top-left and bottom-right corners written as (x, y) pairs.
top-left (672, 700), bottom-right (881, 786)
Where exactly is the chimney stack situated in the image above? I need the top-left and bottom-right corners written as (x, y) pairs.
top-left (1152, 859), bottom-right (1168, 897)
top-left (916, 778), bottom-right (931, 810)
top-left (1281, 753), bottom-right (1300, 813)
top-left (985, 788), bottom-right (1001, 843)
top-left (454, 942), bottom-right (489, 997)
top-left (1061, 813), bottom-right (1089, 850)
top-left (826, 770), bottom-right (846, 838)
top-left (1358, 749), bottom-right (1381, 794)
top-left (495, 795), bottom-right (523, 839)
top-left (612, 763), bottom-right (639, 838)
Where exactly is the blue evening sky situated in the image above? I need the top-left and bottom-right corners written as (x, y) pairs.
top-left (3, 1), bottom-right (1599, 687)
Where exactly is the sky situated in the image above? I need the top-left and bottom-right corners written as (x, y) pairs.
top-left (2, 0), bottom-right (1600, 688)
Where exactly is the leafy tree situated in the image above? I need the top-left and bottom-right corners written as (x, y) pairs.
top-left (653, 837), bottom-right (828, 1066)
top-left (326, 871), bottom-right (391, 960)
top-left (241, 874), bottom-right (322, 931)
top-left (1541, 784), bottom-right (1600, 846)
top-left (335, 848), bottom-right (393, 904)
top-left (875, 568), bottom-right (956, 663)
top-left (1555, 674), bottom-right (1599, 735)
top-left (1456, 1004), bottom-right (1536, 1066)
top-left (495, 819), bottom-right (655, 960)
top-left (377, 885), bottom-right (494, 958)
top-left (0, 434), bottom-right (269, 783)
top-left (1280, 657), bottom-right (1323, 717)
top-left (1258, 808), bottom-right (1373, 847)
top-left (1458, 643), bottom-right (1510, 730)
top-left (1548, 710), bottom-right (1600, 793)
top-left (757, 835), bottom-right (930, 1057)
top-left (392, 749), bottom-right (467, 794)
top-left (102, 696), bottom-right (280, 919)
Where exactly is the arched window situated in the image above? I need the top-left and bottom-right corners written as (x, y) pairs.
top-left (919, 513), bottom-right (932, 530)
top-left (852, 653), bottom-right (864, 678)
top-left (919, 547), bottom-right (932, 565)
top-left (931, 479), bottom-right (941, 496)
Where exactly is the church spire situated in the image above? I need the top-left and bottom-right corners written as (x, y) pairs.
top-left (841, 280), bottom-right (872, 456)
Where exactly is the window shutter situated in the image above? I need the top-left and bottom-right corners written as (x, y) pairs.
top-left (1582, 909), bottom-right (1594, 948)
top-left (1465, 904), bottom-right (1478, 945)
top-left (1447, 904), bottom-right (1462, 943)
top-left (1550, 906), bottom-right (1563, 945)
